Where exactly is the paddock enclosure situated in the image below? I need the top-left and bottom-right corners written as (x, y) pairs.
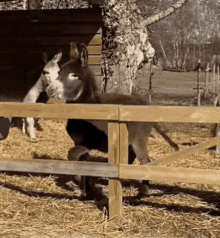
top-left (0, 8), bottom-right (220, 238)
top-left (0, 8), bottom-right (102, 102)
top-left (0, 96), bottom-right (220, 237)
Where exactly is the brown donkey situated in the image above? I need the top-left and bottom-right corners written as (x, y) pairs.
top-left (46, 43), bottom-right (178, 199)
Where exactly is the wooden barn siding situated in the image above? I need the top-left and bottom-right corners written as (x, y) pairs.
top-left (0, 9), bottom-right (102, 84)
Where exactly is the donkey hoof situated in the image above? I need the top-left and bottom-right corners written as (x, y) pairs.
top-left (137, 184), bottom-right (149, 198)
top-left (174, 144), bottom-right (179, 151)
top-left (80, 192), bottom-right (95, 201)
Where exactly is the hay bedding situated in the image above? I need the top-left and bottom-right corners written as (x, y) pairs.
top-left (0, 98), bottom-right (220, 237)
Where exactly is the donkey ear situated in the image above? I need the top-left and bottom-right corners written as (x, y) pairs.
top-left (42, 52), bottom-right (48, 64)
top-left (70, 42), bottom-right (79, 59)
top-left (52, 51), bottom-right (62, 63)
top-left (79, 43), bottom-right (88, 68)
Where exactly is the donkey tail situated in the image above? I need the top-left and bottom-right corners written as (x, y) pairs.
top-left (153, 123), bottom-right (179, 151)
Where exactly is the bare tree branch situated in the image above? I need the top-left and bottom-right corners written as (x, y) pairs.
top-left (145, 0), bottom-right (189, 26)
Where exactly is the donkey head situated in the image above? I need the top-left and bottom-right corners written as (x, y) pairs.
top-left (46, 42), bottom-right (98, 103)
top-left (41, 51), bottom-right (62, 90)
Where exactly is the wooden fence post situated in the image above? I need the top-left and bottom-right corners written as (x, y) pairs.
top-left (212, 65), bottom-right (216, 93)
top-left (108, 121), bottom-right (121, 224)
top-left (204, 63), bottom-right (209, 98)
top-left (217, 66), bottom-right (219, 97)
top-left (215, 66), bottom-right (220, 154)
top-left (108, 121), bottom-right (129, 224)
top-left (148, 61), bottom-right (154, 104)
top-left (197, 59), bottom-right (201, 106)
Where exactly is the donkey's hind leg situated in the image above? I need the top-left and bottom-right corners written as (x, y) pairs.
top-left (26, 117), bottom-right (36, 140)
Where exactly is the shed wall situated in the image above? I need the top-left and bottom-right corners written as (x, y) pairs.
top-left (0, 8), bottom-right (102, 95)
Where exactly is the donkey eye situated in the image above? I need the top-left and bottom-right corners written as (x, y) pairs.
top-left (43, 71), bottom-right (49, 75)
top-left (69, 73), bottom-right (79, 80)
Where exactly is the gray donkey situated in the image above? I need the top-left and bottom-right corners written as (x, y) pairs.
top-left (46, 43), bottom-right (178, 199)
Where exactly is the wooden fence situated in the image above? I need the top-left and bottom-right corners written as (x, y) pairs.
top-left (1, 102), bottom-right (220, 224)
top-left (204, 63), bottom-right (220, 99)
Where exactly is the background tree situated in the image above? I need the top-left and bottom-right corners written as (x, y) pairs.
top-left (150, 0), bottom-right (220, 71)
top-left (102, 0), bottom-right (189, 94)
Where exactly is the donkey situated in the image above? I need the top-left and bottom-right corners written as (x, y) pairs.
top-left (22, 51), bottom-right (62, 140)
top-left (46, 43), bottom-right (178, 199)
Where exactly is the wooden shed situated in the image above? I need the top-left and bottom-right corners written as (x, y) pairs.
top-left (0, 8), bottom-right (102, 100)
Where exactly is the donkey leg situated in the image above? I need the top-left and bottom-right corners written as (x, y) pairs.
top-left (26, 117), bottom-right (36, 140)
top-left (128, 145), bottom-right (150, 197)
top-left (0, 117), bottom-right (11, 141)
top-left (22, 118), bottom-right (27, 134)
top-left (68, 146), bottom-right (92, 199)
top-left (131, 123), bottom-right (153, 197)
top-left (35, 118), bottom-right (43, 131)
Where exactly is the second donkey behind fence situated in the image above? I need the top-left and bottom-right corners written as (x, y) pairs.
top-left (22, 51), bottom-right (62, 140)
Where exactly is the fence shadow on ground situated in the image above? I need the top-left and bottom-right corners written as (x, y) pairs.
top-left (1, 156), bottom-right (219, 218)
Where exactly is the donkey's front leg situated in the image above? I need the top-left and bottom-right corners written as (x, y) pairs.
top-left (68, 146), bottom-right (90, 199)
top-left (132, 123), bottom-right (153, 197)
top-left (26, 117), bottom-right (36, 140)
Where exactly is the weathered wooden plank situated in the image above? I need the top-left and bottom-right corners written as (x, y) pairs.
top-left (119, 106), bottom-right (220, 123)
top-left (18, 23), bottom-right (101, 35)
top-left (1, 45), bottom-right (101, 55)
top-left (0, 9), bottom-right (101, 23)
top-left (0, 160), bottom-right (118, 177)
top-left (108, 121), bottom-right (122, 224)
top-left (88, 45), bottom-right (101, 55)
top-left (147, 137), bottom-right (220, 166)
top-left (120, 165), bottom-right (220, 185)
top-left (2, 104), bottom-right (220, 124)
top-left (1, 35), bottom-right (101, 46)
top-left (0, 55), bottom-right (15, 65)
top-left (19, 35), bottom-right (101, 46)
top-left (90, 65), bottom-right (101, 75)
top-left (88, 55), bottom-right (101, 65)
top-left (0, 26), bottom-right (14, 35)
top-left (18, 53), bottom-right (101, 65)
top-left (0, 102), bottom-right (119, 120)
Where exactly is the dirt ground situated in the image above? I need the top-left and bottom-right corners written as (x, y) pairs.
top-left (0, 68), bottom-right (219, 237)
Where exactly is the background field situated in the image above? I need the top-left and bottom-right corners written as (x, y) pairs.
top-left (0, 68), bottom-right (219, 237)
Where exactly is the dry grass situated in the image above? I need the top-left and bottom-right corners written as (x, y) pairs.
top-left (0, 96), bottom-right (220, 237)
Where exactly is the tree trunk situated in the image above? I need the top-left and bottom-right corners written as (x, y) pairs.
top-left (175, 42), bottom-right (179, 70)
top-left (182, 46), bottom-right (189, 71)
top-left (193, 41), bottom-right (195, 69)
top-left (160, 40), bottom-right (171, 69)
top-left (102, 0), bottom-right (189, 94)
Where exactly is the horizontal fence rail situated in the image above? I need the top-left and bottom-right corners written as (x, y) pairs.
top-left (120, 165), bottom-right (220, 185)
top-left (1, 102), bottom-right (220, 123)
top-left (120, 105), bottom-right (220, 123)
top-left (0, 160), bottom-right (118, 178)
top-left (1, 102), bottom-right (220, 224)
top-left (0, 102), bottom-right (119, 120)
